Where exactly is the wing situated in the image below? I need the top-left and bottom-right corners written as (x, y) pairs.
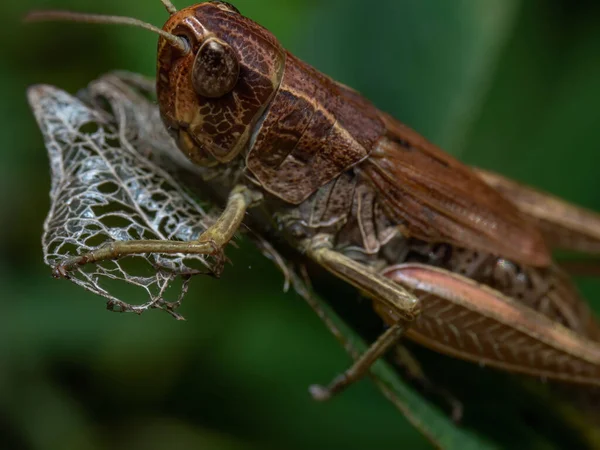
top-left (475, 167), bottom-right (600, 255)
top-left (359, 114), bottom-right (551, 267)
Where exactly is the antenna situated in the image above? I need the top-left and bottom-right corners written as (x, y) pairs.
top-left (161, 0), bottom-right (178, 15)
top-left (24, 9), bottom-right (188, 53)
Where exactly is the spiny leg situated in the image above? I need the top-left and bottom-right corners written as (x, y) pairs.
top-left (310, 322), bottom-right (406, 400)
top-left (293, 265), bottom-right (451, 423)
top-left (304, 235), bottom-right (421, 400)
top-left (54, 185), bottom-right (260, 277)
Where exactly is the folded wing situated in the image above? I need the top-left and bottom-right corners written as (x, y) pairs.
top-left (360, 114), bottom-right (550, 267)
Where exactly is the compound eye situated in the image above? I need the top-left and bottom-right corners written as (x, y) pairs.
top-left (191, 37), bottom-right (240, 98)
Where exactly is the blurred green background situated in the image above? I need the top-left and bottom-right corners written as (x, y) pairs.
top-left (2, 0), bottom-right (600, 449)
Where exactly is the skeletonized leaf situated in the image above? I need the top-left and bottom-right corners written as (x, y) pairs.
top-left (28, 77), bottom-right (216, 319)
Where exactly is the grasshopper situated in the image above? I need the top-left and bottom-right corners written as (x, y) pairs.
top-left (27, 0), bottom-right (600, 401)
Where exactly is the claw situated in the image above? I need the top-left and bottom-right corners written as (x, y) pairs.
top-left (308, 373), bottom-right (348, 401)
top-left (52, 252), bottom-right (91, 278)
top-left (52, 263), bottom-right (70, 279)
top-left (308, 384), bottom-right (332, 401)
top-left (198, 237), bottom-right (226, 275)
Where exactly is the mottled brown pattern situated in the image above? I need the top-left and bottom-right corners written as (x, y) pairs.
top-left (316, 173), bottom-right (357, 227)
top-left (248, 88), bottom-right (314, 167)
top-left (157, 3), bottom-right (285, 164)
top-left (246, 54), bottom-right (384, 203)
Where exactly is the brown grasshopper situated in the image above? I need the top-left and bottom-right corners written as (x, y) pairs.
top-left (27, 0), bottom-right (600, 401)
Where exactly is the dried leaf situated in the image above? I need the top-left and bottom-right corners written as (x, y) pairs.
top-left (28, 74), bottom-right (217, 319)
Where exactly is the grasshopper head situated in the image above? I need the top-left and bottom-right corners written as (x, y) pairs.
top-left (157, 2), bottom-right (286, 166)
top-left (26, 1), bottom-right (286, 167)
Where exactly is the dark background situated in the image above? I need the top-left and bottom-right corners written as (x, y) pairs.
top-left (2, 0), bottom-right (600, 449)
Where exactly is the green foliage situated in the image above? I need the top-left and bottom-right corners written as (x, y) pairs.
top-left (2, 0), bottom-right (600, 449)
